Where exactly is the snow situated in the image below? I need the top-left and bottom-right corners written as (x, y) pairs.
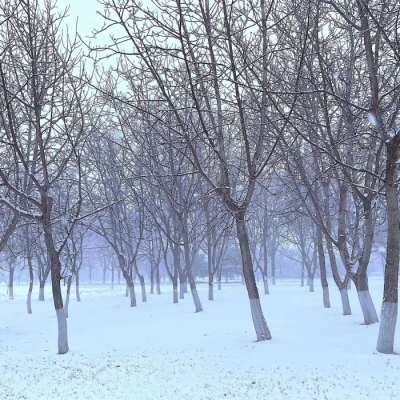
top-left (367, 113), bottom-right (379, 129)
top-left (1, 279), bottom-right (399, 400)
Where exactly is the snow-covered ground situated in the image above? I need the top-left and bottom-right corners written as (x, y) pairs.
top-left (0, 279), bottom-right (399, 400)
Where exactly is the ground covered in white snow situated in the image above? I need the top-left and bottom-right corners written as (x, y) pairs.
top-left (1, 279), bottom-right (399, 399)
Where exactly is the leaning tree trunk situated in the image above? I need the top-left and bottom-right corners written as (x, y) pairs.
top-left (236, 216), bottom-right (271, 341)
top-left (64, 275), bottom-right (72, 319)
top-left (353, 271), bottom-right (379, 325)
top-left (75, 270), bottom-right (81, 302)
top-left (182, 226), bottom-right (203, 312)
top-left (377, 140), bottom-right (400, 353)
top-left (27, 257), bottom-right (34, 314)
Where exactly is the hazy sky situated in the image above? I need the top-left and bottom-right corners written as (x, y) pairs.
top-left (57, 0), bottom-right (104, 38)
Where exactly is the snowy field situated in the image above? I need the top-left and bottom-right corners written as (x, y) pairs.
top-left (0, 279), bottom-right (399, 400)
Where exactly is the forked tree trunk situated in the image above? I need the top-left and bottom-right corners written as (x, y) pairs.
top-left (236, 216), bottom-right (271, 341)
top-left (377, 140), bottom-right (400, 353)
top-left (75, 271), bottom-right (81, 302)
top-left (64, 275), bottom-right (72, 319)
top-left (353, 272), bottom-right (379, 325)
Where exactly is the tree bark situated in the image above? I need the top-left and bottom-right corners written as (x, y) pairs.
top-left (65, 275), bottom-right (72, 319)
top-left (8, 264), bottom-right (14, 300)
top-left (377, 139), bottom-right (400, 353)
top-left (236, 216), bottom-right (271, 341)
top-left (75, 270), bottom-right (81, 302)
top-left (208, 272), bottom-right (214, 301)
top-left (27, 256), bottom-right (34, 314)
top-left (353, 271), bottom-right (379, 325)
top-left (317, 226), bottom-right (330, 308)
top-left (38, 280), bottom-right (45, 301)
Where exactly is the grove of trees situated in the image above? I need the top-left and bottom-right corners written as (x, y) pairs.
top-left (0, 0), bottom-right (399, 355)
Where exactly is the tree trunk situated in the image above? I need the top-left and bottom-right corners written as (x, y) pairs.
top-left (38, 280), bottom-right (45, 301)
top-left (377, 142), bottom-right (400, 353)
top-left (64, 275), bottom-right (72, 319)
top-left (208, 272), bottom-right (214, 301)
top-left (150, 262), bottom-right (154, 294)
top-left (155, 263), bottom-right (161, 295)
top-left (8, 266), bottom-right (14, 300)
top-left (46, 232), bottom-right (68, 355)
top-left (236, 216), bottom-right (271, 341)
top-left (339, 288), bottom-right (352, 316)
top-left (353, 272), bottom-right (379, 325)
top-left (111, 264), bottom-right (114, 289)
top-left (27, 257), bottom-right (33, 314)
top-left (308, 273), bottom-right (314, 292)
top-left (217, 263), bottom-right (222, 290)
top-left (75, 271), bottom-right (81, 302)
top-left (271, 251), bottom-right (276, 285)
top-left (262, 271), bottom-right (269, 295)
top-left (129, 284), bottom-right (137, 307)
top-left (172, 278), bottom-right (178, 304)
top-left (301, 262), bottom-right (305, 287)
top-left (317, 226), bottom-right (330, 308)
top-left (139, 276), bottom-right (147, 302)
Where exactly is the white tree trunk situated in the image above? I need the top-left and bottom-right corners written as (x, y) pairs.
top-left (129, 285), bottom-right (137, 307)
top-left (377, 302), bottom-right (398, 354)
top-left (190, 287), bottom-right (203, 312)
top-left (27, 290), bottom-right (32, 314)
top-left (357, 290), bottom-right (379, 324)
top-left (250, 298), bottom-right (272, 341)
top-left (56, 308), bottom-right (68, 354)
top-left (340, 288), bottom-right (352, 316)
top-left (141, 283), bottom-right (147, 303)
top-left (322, 286), bottom-right (330, 308)
top-left (173, 282), bottom-right (178, 304)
